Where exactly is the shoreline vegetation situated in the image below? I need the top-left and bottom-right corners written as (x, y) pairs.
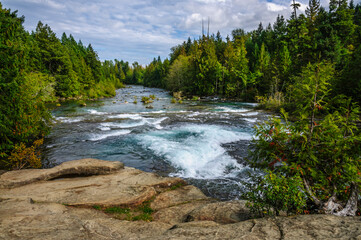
top-left (1, 0), bottom-right (360, 218)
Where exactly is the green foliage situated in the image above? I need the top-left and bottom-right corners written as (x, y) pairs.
top-left (136, 1), bottom-right (361, 106)
top-left (249, 62), bottom-right (361, 214)
top-left (191, 96), bottom-right (200, 101)
top-left (92, 205), bottom-right (102, 210)
top-left (102, 203), bottom-right (154, 222)
top-left (0, 4), bottom-right (127, 169)
top-left (244, 171), bottom-right (307, 217)
top-left (105, 207), bottom-right (131, 214)
top-left (141, 96), bottom-right (153, 104)
top-left (7, 139), bottom-right (44, 170)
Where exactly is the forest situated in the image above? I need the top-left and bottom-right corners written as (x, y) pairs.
top-left (136, 0), bottom-right (361, 110)
top-left (0, 3), bottom-right (132, 168)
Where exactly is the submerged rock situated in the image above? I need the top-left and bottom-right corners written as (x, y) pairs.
top-left (0, 158), bottom-right (360, 239)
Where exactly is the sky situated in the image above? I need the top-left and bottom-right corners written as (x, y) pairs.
top-left (2, 0), bottom-right (359, 65)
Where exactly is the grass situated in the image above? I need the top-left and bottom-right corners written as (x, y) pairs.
top-left (169, 183), bottom-right (185, 191)
top-left (93, 203), bottom-right (155, 222)
top-left (104, 207), bottom-right (131, 214)
top-left (92, 205), bottom-right (102, 210)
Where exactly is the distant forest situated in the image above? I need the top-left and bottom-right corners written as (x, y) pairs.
top-left (1, 0), bottom-right (361, 169)
top-left (134, 0), bottom-right (361, 107)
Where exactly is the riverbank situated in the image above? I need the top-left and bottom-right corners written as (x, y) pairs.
top-left (1, 159), bottom-right (360, 239)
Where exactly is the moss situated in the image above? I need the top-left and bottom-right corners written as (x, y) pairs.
top-left (104, 206), bottom-right (131, 214)
top-left (169, 183), bottom-right (185, 191)
top-left (97, 202), bottom-right (155, 222)
top-left (92, 205), bottom-right (102, 210)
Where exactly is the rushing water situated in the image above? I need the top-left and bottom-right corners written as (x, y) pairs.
top-left (44, 85), bottom-right (268, 200)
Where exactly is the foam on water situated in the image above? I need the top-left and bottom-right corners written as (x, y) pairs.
top-left (215, 106), bottom-right (249, 113)
top-left (88, 109), bottom-right (107, 115)
top-left (241, 111), bottom-right (259, 116)
top-left (55, 117), bottom-right (84, 123)
top-left (136, 124), bottom-right (252, 179)
top-left (244, 118), bottom-right (257, 123)
top-left (99, 117), bottom-right (168, 130)
top-left (108, 113), bottom-right (143, 120)
top-left (89, 130), bottom-right (131, 141)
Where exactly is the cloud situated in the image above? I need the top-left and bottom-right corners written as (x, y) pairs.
top-left (4, 0), bottom-right (359, 65)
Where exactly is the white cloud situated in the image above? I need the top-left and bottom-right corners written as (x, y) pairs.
top-left (4, 0), bottom-right (352, 64)
top-left (267, 2), bottom-right (288, 12)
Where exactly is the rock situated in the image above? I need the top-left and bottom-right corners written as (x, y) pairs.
top-left (1, 158), bottom-right (361, 239)
top-left (0, 160), bottom-right (186, 207)
top-left (157, 215), bottom-right (361, 240)
top-left (150, 185), bottom-right (209, 210)
top-left (0, 158), bottom-right (124, 188)
top-left (153, 201), bottom-right (210, 225)
top-left (0, 198), bottom-right (172, 240)
top-left (186, 200), bottom-right (251, 224)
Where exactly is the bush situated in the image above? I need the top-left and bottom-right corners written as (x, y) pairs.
top-left (248, 62), bottom-right (361, 216)
top-left (244, 171), bottom-right (307, 217)
top-left (8, 139), bottom-right (44, 170)
top-left (141, 96), bottom-right (153, 104)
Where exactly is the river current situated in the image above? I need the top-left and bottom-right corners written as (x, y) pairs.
top-left (44, 85), bottom-right (268, 200)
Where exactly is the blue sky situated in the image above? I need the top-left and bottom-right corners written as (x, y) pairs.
top-left (2, 0), bottom-right (358, 65)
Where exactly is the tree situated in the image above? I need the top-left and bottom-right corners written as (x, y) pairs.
top-left (291, 0), bottom-right (301, 19)
top-left (0, 6), bottom-right (51, 167)
top-left (249, 62), bottom-right (361, 216)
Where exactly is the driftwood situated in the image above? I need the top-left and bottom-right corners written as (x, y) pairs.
top-left (303, 178), bottom-right (358, 216)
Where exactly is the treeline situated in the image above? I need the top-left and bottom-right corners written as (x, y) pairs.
top-left (135, 0), bottom-right (361, 106)
top-left (0, 3), bottom-right (127, 168)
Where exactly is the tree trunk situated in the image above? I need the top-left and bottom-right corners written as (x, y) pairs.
top-left (303, 178), bottom-right (358, 216)
top-left (335, 183), bottom-right (359, 216)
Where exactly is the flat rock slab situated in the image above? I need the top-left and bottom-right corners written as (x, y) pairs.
top-left (2, 199), bottom-right (360, 240)
top-left (0, 160), bottom-right (186, 207)
top-left (1, 159), bottom-right (361, 239)
top-left (153, 201), bottom-right (211, 225)
top-left (0, 158), bottom-right (124, 188)
top-left (0, 199), bottom-right (172, 240)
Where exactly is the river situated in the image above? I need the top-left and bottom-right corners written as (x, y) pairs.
top-left (44, 85), bottom-right (268, 200)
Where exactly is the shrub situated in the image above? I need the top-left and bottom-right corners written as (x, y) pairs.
top-left (248, 62), bottom-right (361, 216)
top-left (8, 139), bottom-right (44, 170)
top-left (141, 96), bottom-right (153, 104)
top-left (244, 171), bottom-right (307, 217)
top-left (192, 96), bottom-right (200, 101)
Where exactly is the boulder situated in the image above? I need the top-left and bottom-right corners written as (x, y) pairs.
top-left (150, 185), bottom-right (209, 210)
top-left (153, 201), bottom-right (210, 225)
top-left (186, 200), bottom-right (251, 224)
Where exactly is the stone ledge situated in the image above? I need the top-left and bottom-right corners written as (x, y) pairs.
top-left (0, 158), bottom-right (124, 188)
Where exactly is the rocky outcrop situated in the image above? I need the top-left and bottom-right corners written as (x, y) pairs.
top-left (186, 200), bottom-right (252, 224)
top-left (0, 158), bottom-right (124, 188)
top-left (1, 158), bottom-right (360, 240)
